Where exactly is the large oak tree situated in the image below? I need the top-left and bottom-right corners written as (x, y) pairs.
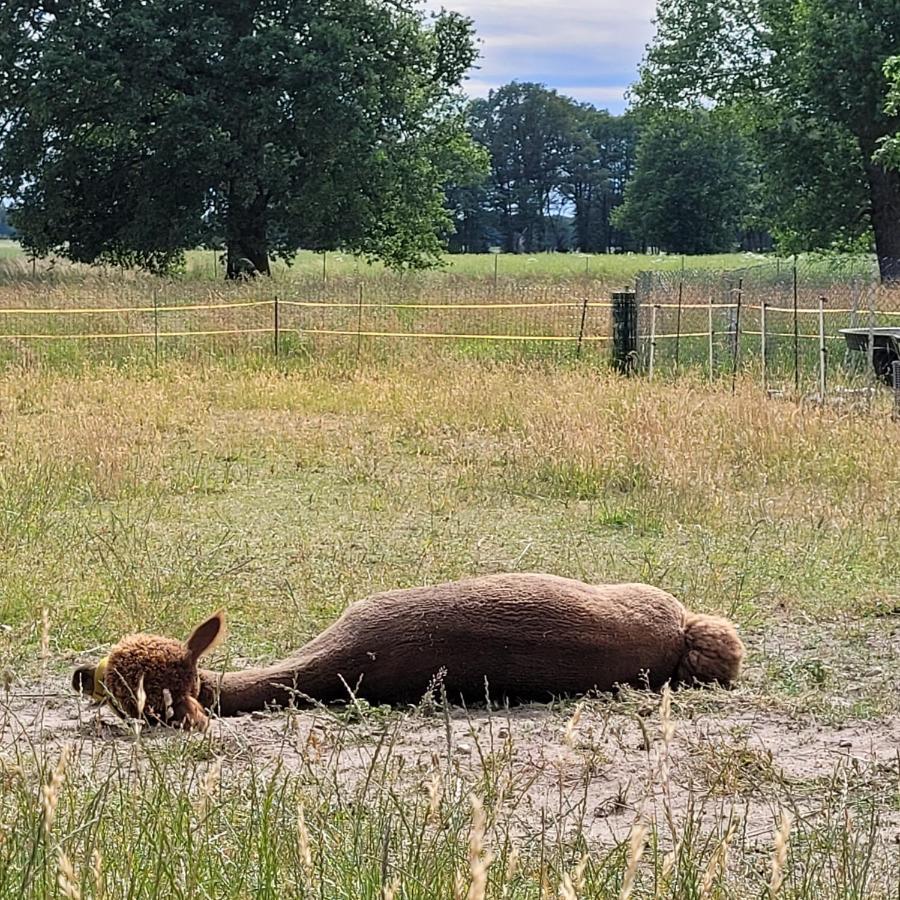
top-left (637, 0), bottom-right (900, 281)
top-left (0, 1), bottom-right (481, 277)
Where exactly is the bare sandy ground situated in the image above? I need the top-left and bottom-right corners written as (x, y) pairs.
top-left (4, 675), bottom-right (899, 847)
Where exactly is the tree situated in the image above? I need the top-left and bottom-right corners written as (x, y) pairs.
top-left (637, 0), bottom-right (900, 280)
top-left (469, 83), bottom-right (581, 253)
top-left (560, 108), bottom-right (639, 253)
top-left (0, 1), bottom-right (481, 278)
top-left (612, 109), bottom-right (749, 254)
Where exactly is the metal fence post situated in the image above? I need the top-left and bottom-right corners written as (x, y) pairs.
top-left (818, 295), bottom-right (827, 400)
top-left (675, 257), bottom-right (684, 372)
top-left (153, 290), bottom-right (160, 366)
top-left (648, 304), bottom-right (658, 380)
top-left (760, 301), bottom-right (767, 392)
top-left (708, 295), bottom-right (715, 383)
top-left (355, 283), bottom-right (364, 362)
top-left (793, 256), bottom-right (800, 393)
top-left (731, 280), bottom-right (743, 395)
top-left (273, 295), bottom-right (280, 359)
top-left (576, 292), bottom-right (590, 357)
top-left (893, 361), bottom-right (900, 421)
top-left (611, 290), bottom-right (638, 374)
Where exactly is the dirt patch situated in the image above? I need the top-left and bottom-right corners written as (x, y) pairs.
top-left (4, 677), bottom-right (899, 846)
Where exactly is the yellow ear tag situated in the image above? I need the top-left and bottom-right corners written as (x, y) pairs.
top-left (92, 656), bottom-right (110, 701)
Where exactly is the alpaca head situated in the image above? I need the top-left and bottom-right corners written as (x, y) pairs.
top-left (72, 611), bottom-right (226, 730)
top-left (676, 612), bottom-right (745, 687)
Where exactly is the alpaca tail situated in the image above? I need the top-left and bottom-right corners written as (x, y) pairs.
top-left (676, 612), bottom-right (745, 687)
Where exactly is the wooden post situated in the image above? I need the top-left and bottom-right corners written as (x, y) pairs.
top-left (649, 304), bottom-right (658, 380)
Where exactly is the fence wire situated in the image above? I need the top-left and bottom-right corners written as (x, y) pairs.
top-left (0, 262), bottom-right (898, 394)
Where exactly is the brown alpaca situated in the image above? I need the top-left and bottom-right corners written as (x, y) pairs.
top-left (72, 574), bottom-right (745, 729)
top-left (72, 615), bottom-right (225, 730)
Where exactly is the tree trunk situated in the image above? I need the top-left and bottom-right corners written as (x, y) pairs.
top-left (862, 152), bottom-right (900, 283)
top-left (225, 191), bottom-right (271, 279)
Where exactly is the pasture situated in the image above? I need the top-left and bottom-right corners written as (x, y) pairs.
top-left (0, 239), bottom-right (877, 282)
top-left (0, 260), bottom-right (898, 897)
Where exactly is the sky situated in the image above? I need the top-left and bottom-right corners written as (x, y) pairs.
top-left (426, 0), bottom-right (658, 114)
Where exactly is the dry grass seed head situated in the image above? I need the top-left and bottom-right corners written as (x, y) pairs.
top-left (699, 822), bottom-right (737, 899)
top-left (57, 851), bottom-right (81, 900)
top-left (195, 758), bottom-right (222, 820)
top-left (659, 685), bottom-right (675, 747)
top-left (466, 795), bottom-right (493, 900)
top-left (559, 853), bottom-right (589, 899)
top-left (426, 767), bottom-right (443, 823)
top-left (563, 702), bottom-right (584, 749)
top-left (768, 811), bottom-right (792, 898)
top-left (297, 803), bottom-right (314, 881)
top-left (91, 848), bottom-right (104, 900)
top-left (40, 608), bottom-right (50, 662)
top-left (41, 743), bottom-right (71, 837)
top-left (619, 821), bottom-right (648, 900)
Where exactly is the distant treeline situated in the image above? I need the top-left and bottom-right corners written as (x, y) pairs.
top-left (446, 82), bottom-right (771, 256)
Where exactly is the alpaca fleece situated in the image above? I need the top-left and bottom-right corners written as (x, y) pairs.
top-left (103, 634), bottom-right (198, 722)
top-left (195, 574), bottom-right (745, 716)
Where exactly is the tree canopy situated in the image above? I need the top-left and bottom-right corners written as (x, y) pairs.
top-left (447, 83), bottom-right (640, 254)
top-left (637, 0), bottom-right (900, 280)
top-left (612, 109), bottom-right (750, 254)
top-left (0, 1), bottom-right (482, 277)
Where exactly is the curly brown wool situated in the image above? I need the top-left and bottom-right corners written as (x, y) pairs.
top-left (72, 613), bottom-right (225, 730)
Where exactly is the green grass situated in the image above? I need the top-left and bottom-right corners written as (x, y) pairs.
top-left (0, 239), bottom-right (877, 283)
top-left (0, 358), bottom-right (899, 895)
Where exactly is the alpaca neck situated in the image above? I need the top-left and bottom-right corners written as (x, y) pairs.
top-left (198, 640), bottom-right (343, 716)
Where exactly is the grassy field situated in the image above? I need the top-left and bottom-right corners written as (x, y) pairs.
top-left (0, 238), bottom-right (878, 283)
top-left (1, 352), bottom-right (899, 897)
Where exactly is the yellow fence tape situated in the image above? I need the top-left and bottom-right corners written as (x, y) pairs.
top-left (652, 332), bottom-right (714, 340)
top-left (1, 327), bottom-right (274, 340)
top-left (295, 328), bottom-right (610, 342)
top-left (0, 300), bottom-right (273, 315)
top-left (742, 331), bottom-right (843, 341)
top-left (280, 300), bottom-right (612, 311)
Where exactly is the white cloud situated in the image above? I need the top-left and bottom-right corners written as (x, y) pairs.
top-left (427, 0), bottom-right (657, 111)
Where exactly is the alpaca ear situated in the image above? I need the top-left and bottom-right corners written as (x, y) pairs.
top-left (185, 611), bottom-right (226, 663)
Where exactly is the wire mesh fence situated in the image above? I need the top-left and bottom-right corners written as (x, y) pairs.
top-left (0, 276), bottom-right (615, 368)
top-left (1, 259), bottom-right (899, 398)
top-left (634, 260), bottom-right (900, 394)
